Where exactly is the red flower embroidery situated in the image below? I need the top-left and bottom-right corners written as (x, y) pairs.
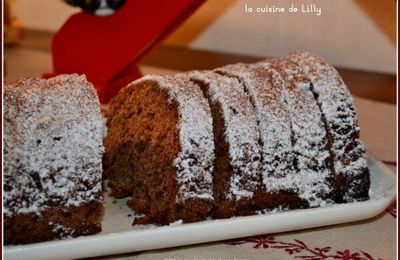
top-left (226, 235), bottom-right (382, 260)
top-left (334, 250), bottom-right (379, 260)
top-left (335, 250), bottom-right (359, 260)
top-left (227, 235), bottom-right (276, 249)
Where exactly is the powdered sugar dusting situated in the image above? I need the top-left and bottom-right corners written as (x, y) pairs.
top-left (132, 75), bottom-right (214, 203)
top-left (4, 74), bottom-right (104, 217)
top-left (218, 62), bottom-right (331, 207)
top-left (261, 59), bottom-right (332, 207)
top-left (216, 64), bottom-right (294, 192)
top-left (286, 51), bottom-right (369, 201)
top-left (50, 222), bottom-right (76, 239)
top-left (188, 71), bottom-right (261, 200)
top-left (169, 219), bottom-right (183, 226)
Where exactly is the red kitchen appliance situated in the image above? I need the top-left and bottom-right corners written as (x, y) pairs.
top-left (45, 0), bottom-right (205, 103)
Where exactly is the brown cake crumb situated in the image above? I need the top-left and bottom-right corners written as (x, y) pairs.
top-left (104, 75), bottom-right (214, 225)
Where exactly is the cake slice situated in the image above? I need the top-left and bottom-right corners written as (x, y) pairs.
top-left (4, 75), bottom-right (104, 245)
top-left (188, 71), bottom-right (262, 218)
top-left (284, 51), bottom-right (370, 202)
top-left (261, 58), bottom-right (332, 207)
top-left (215, 64), bottom-right (305, 210)
top-left (104, 75), bottom-right (214, 225)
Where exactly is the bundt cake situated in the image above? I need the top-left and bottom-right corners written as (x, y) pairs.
top-left (104, 51), bottom-right (370, 225)
top-left (3, 74), bottom-right (104, 245)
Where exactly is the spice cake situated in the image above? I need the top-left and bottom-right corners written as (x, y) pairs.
top-left (104, 52), bottom-right (370, 225)
top-left (104, 75), bottom-right (214, 225)
top-left (188, 71), bottom-right (262, 218)
top-left (3, 74), bottom-right (104, 245)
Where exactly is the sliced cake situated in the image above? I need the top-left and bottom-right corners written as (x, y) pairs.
top-left (104, 52), bottom-right (370, 226)
top-left (188, 71), bottom-right (262, 218)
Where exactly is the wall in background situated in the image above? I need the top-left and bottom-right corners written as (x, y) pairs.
top-left (169, 0), bottom-right (396, 74)
top-left (12, 0), bottom-right (76, 31)
top-left (12, 0), bottom-right (396, 74)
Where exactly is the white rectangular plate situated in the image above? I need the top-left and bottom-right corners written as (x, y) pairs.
top-left (4, 156), bottom-right (396, 260)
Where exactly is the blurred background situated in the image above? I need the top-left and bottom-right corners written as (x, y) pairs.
top-left (3, 0), bottom-right (397, 103)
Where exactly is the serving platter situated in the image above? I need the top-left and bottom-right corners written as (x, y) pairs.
top-left (4, 156), bottom-right (396, 260)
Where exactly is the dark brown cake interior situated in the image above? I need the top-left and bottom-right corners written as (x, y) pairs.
top-left (104, 81), bottom-right (213, 224)
top-left (4, 202), bottom-right (103, 245)
top-left (104, 82), bottom-right (180, 224)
